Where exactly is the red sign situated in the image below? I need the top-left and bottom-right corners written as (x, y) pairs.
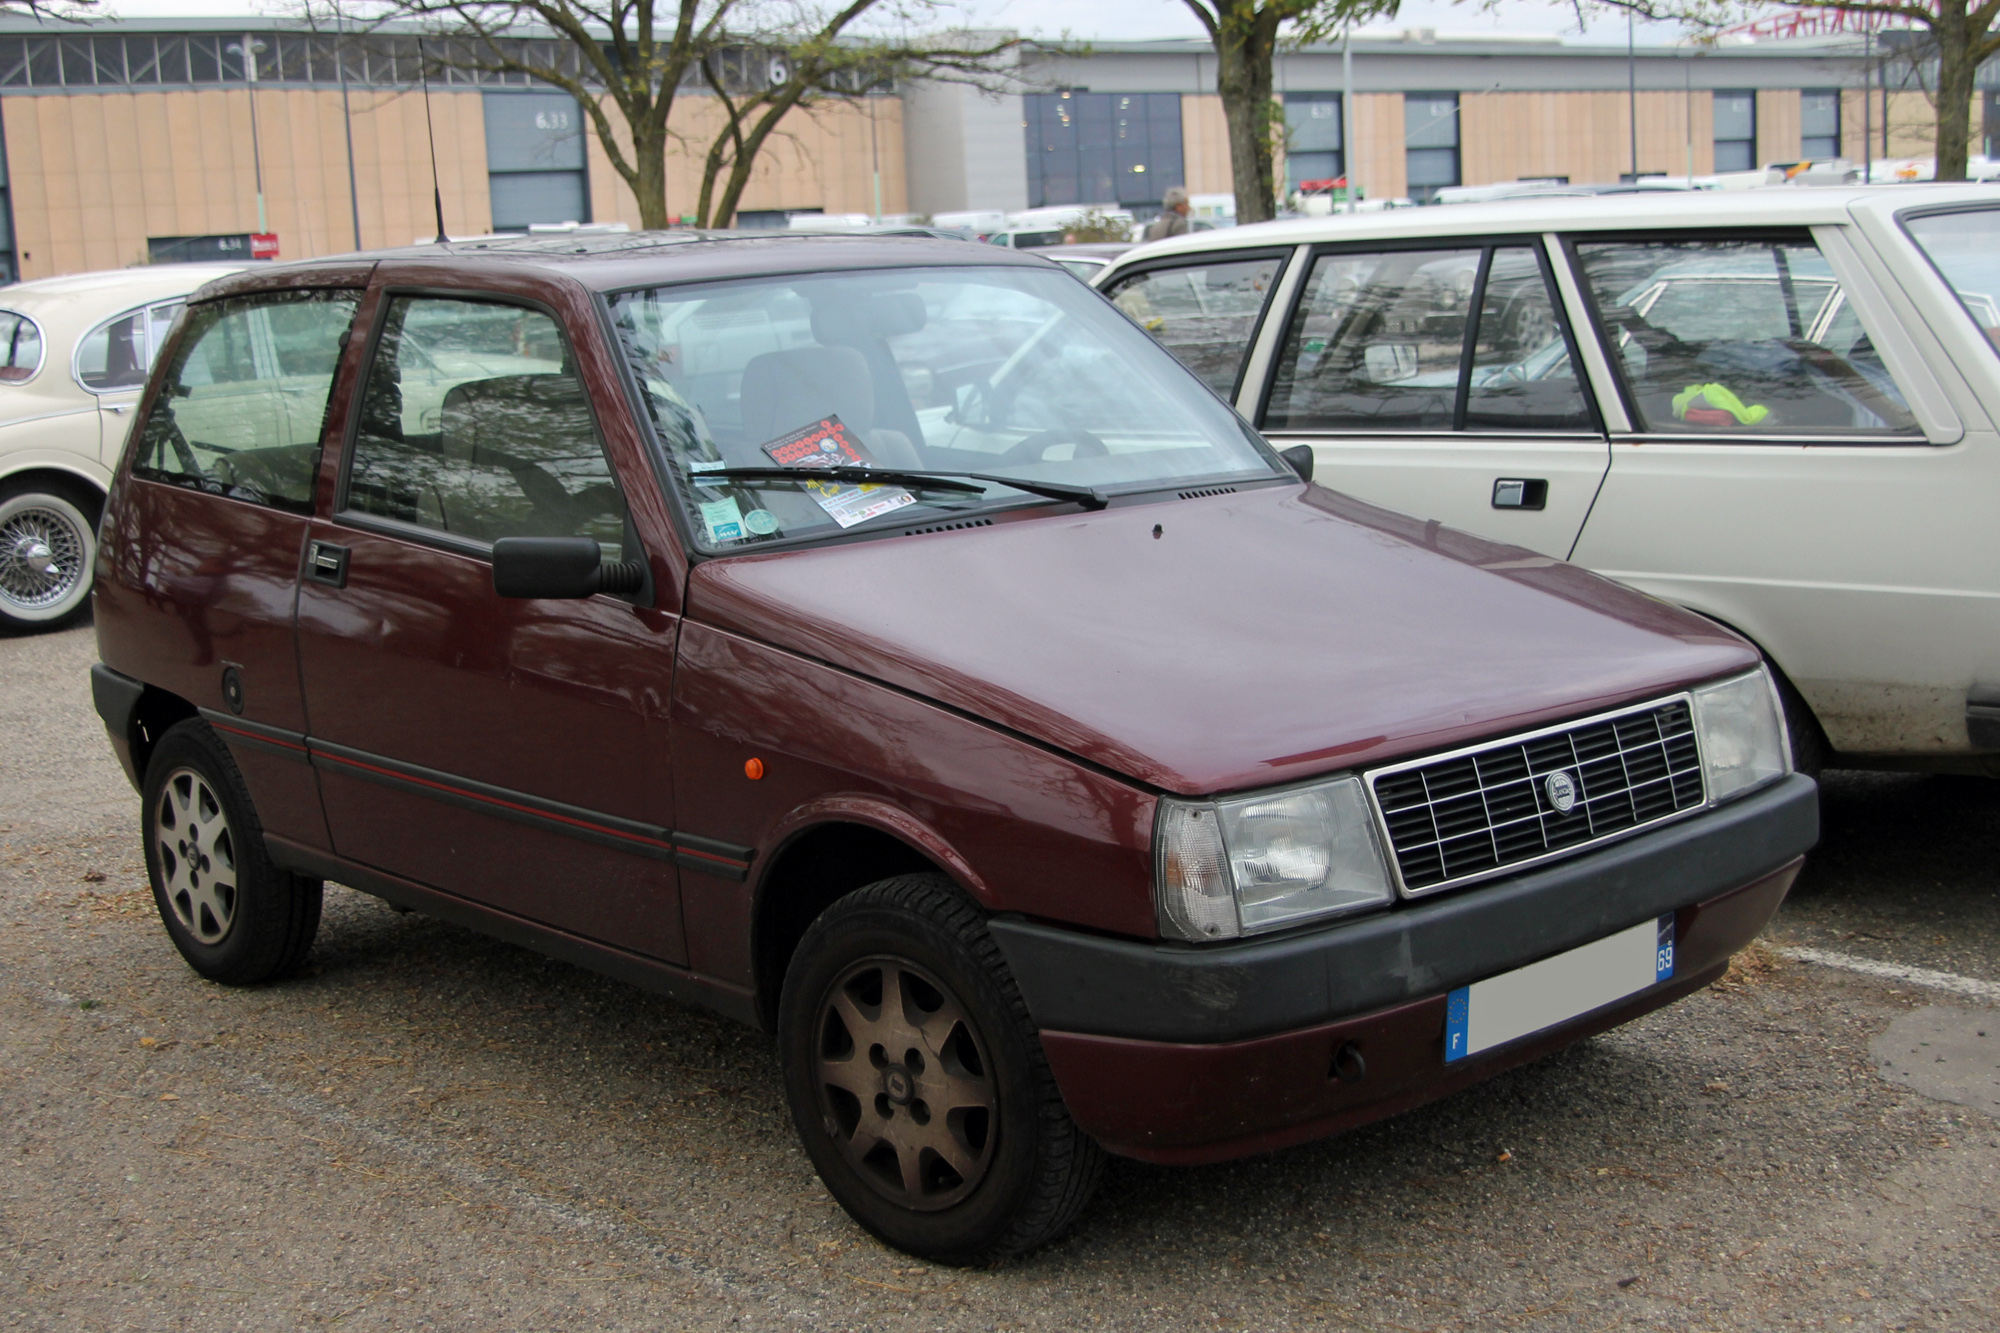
top-left (250, 234), bottom-right (280, 260)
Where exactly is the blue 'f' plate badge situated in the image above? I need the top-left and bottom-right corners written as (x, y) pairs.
top-left (1444, 987), bottom-right (1470, 1062)
top-left (1656, 912), bottom-right (1676, 983)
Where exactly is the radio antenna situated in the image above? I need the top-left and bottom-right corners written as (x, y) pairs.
top-left (417, 37), bottom-right (448, 244)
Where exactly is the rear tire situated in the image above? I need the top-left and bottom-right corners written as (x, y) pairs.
top-left (777, 874), bottom-right (1105, 1264)
top-left (0, 480), bottom-right (98, 632)
top-left (141, 719), bottom-right (322, 984)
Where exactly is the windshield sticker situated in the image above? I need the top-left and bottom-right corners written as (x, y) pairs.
top-left (699, 496), bottom-right (747, 542)
top-left (743, 508), bottom-right (781, 535)
top-left (688, 458), bottom-right (727, 473)
top-left (759, 415), bottom-right (916, 529)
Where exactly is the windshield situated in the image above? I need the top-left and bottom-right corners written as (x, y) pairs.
top-left (1904, 207), bottom-right (2000, 352)
top-left (607, 266), bottom-right (1281, 551)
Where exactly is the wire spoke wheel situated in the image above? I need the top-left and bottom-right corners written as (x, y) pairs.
top-left (0, 493), bottom-right (91, 618)
top-left (152, 766), bottom-right (239, 945)
top-left (813, 956), bottom-right (997, 1212)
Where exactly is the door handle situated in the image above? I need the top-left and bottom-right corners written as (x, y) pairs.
top-left (1492, 478), bottom-right (1548, 511)
top-left (307, 540), bottom-right (350, 588)
top-left (104, 402), bottom-right (135, 414)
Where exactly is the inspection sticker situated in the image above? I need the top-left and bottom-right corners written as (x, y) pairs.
top-left (1445, 914), bottom-right (1675, 1063)
top-left (699, 497), bottom-right (746, 542)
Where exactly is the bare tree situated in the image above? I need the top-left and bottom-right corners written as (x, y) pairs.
top-left (330, 0), bottom-right (1018, 229)
top-left (1582, 0), bottom-right (1998, 181)
top-left (1179, 0), bottom-right (1399, 225)
top-left (692, 25), bottom-right (1017, 227)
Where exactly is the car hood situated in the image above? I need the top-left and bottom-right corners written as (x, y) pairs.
top-left (685, 484), bottom-right (1757, 794)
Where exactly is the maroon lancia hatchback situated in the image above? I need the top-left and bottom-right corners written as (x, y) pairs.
top-left (90, 235), bottom-right (1816, 1262)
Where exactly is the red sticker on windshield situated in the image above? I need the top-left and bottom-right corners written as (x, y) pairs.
top-left (761, 415), bottom-right (876, 469)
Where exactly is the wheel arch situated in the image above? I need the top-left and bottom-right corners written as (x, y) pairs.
top-left (1676, 602), bottom-right (1830, 771)
top-left (750, 814), bottom-right (983, 1032)
top-left (0, 462), bottom-right (109, 518)
top-left (127, 684), bottom-right (201, 789)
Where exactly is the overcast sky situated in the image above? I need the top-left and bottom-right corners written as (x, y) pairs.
top-left (95, 0), bottom-right (1703, 45)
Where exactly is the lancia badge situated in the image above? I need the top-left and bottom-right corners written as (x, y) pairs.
top-left (1544, 770), bottom-right (1578, 814)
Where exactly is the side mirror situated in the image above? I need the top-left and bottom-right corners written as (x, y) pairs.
top-left (492, 537), bottom-right (644, 599)
top-left (1279, 444), bottom-right (1315, 483)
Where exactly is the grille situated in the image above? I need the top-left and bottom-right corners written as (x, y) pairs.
top-left (1177, 486), bottom-right (1238, 500)
top-left (1368, 698), bottom-right (1705, 896)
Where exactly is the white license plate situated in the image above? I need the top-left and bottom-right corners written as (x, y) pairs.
top-left (1445, 914), bottom-right (1675, 1062)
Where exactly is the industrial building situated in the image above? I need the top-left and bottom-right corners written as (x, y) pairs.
top-left (0, 14), bottom-right (1974, 282)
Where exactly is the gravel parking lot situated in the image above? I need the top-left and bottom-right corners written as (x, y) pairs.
top-left (4, 622), bottom-right (1997, 1332)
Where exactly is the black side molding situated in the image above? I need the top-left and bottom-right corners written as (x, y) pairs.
top-left (264, 836), bottom-right (760, 1029)
top-left (1969, 686), bottom-right (2000, 750)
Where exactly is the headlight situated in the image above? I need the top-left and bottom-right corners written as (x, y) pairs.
top-left (1155, 776), bottom-right (1392, 941)
top-left (1692, 667), bottom-right (1790, 803)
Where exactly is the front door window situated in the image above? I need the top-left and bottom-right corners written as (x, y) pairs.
top-left (1265, 246), bottom-right (1591, 433)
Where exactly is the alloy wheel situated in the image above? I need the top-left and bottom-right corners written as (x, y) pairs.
top-left (153, 767), bottom-right (239, 945)
top-left (813, 956), bottom-right (997, 1211)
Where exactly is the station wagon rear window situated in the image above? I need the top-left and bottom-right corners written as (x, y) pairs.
top-left (1574, 236), bottom-right (1919, 438)
top-left (608, 267), bottom-right (1282, 551)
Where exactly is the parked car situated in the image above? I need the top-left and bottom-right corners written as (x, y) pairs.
top-left (1098, 186), bottom-right (2000, 774)
top-left (0, 263), bottom-right (243, 631)
top-left (91, 233), bottom-right (1816, 1263)
top-left (1033, 242), bottom-right (1134, 282)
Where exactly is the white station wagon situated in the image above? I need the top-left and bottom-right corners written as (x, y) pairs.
top-left (0, 264), bottom-right (242, 631)
top-left (1098, 186), bottom-right (2000, 774)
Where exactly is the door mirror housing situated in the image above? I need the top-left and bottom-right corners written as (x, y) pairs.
top-left (492, 537), bottom-right (644, 599)
top-left (1279, 444), bottom-right (1315, 483)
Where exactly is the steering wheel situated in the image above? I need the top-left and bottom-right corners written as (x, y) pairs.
top-left (994, 428), bottom-right (1109, 467)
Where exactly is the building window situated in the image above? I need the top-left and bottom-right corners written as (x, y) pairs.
top-left (1024, 91), bottom-right (1184, 210)
top-left (1284, 93), bottom-right (1343, 197)
top-left (1801, 89), bottom-right (1840, 159)
top-left (484, 92), bottom-right (588, 232)
top-left (1404, 92), bottom-right (1460, 203)
top-left (1714, 91), bottom-right (1757, 172)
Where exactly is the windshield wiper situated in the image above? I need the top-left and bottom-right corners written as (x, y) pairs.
top-left (692, 466), bottom-right (1110, 511)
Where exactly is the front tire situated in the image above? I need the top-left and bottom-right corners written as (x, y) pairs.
top-left (141, 719), bottom-right (322, 985)
top-left (0, 481), bottom-right (98, 632)
top-left (778, 874), bottom-right (1105, 1264)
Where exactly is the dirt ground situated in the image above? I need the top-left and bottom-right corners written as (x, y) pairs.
top-left (4, 622), bottom-right (1997, 1332)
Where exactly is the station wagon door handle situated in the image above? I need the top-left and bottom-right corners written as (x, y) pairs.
top-left (307, 541), bottom-right (350, 588)
top-left (104, 402), bottom-right (135, 414)
top-left (1492, 478), bottom-right (1548, 511)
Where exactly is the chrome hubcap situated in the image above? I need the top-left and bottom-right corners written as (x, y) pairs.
top-left (0, 499), bottom-right (89, 614)
top-left (153, 768), bottom-right (238, 945)
top-left (814, 958), bottom-right (996, 1211)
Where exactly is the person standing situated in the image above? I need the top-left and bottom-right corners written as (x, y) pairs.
top-left (1143, 187), bottom-right (1192, 241)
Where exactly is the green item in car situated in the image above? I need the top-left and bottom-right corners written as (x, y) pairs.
top-left (1673, 382), bottom-right (1770, 426)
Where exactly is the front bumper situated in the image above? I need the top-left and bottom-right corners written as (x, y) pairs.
top-left (991, 772), bottom-right (1817, 1163)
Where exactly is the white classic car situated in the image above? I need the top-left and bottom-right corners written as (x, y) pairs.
top-left (1099, 186), bottom-right (2000, 774)
top-left (0, 264), bottom-right (242, 631)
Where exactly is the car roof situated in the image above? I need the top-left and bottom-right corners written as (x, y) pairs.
top-left (1, 263), bottom-right (245, 312)
top-left (219, 232), bottom-right (1056, 302)
top-left (1117, 183), bottom-right (2000, 263)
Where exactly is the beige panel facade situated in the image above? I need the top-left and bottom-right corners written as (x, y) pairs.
top-left (1180, 93), bottom-right (1232, 195)
top-left (1756, 88), bottom-right (1802, 164)
top-left (1349, 91), bottom-right (1404, 203)
top-left (1458, 90), bottom-right (1715, 187)
top-left (2, 87), bottom-right (491, 280)
top-left (587, 94), bottom-right (907, 227)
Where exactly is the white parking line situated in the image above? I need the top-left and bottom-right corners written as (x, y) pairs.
top-left (1774, 946), bottom-right (2000, 1004)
